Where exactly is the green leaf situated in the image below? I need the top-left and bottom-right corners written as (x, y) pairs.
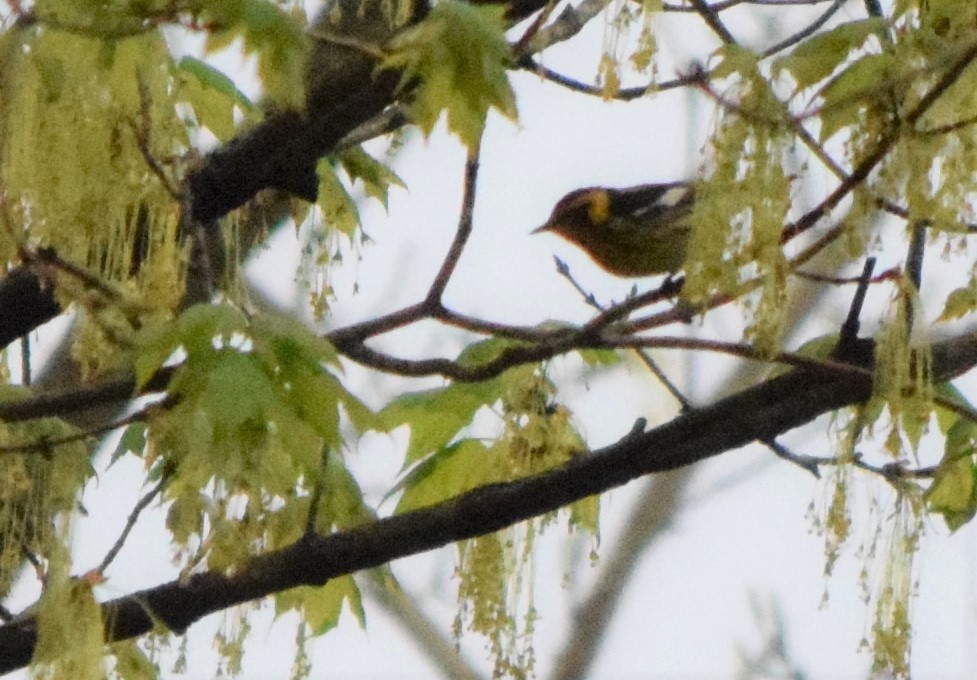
top-left (317, 160), bottom-right (361, 237)
top-left (338, 146), bottom-right (405, 210)
top-left (709, 44), bottom-right (760, 81)
top-left (201, 0), bottom-right (306, 108)
top-left (315, 450), bottom-right (373, 530)
top-left (456, 336), bottom-right (529, 366)
top-left (774, 19), bottom-right (887, 91)
top-left (384, 1), bottom-right (517, 149)
top-left (939, 281), bottom-right (977, 321)
top-left (568, 493), bottom-right (600, 534)
top-left (166, 491), bottom-right (206, 546)
top-left (200, 352), bottom-right (279, 431)
top-left (577, 348), bottom-right (623, 367)
top-left (251, 315), bottom-right (356, 446)
top-left (934, 383), bottom-right (976, 434)
top-left (818, 52), bottom-right (899, 142)
top-left (133, 304), bottom-right (248, 388)
top-left (767, 333), bottom-right (839, 378)
top-left (396, 439), bottom-right (501, 512)
top-left (110, 641), bottom-right (158, 680)
top-left (176, 56), bottom-right (257, 140)
top-left (378, 381), bottom-right (501, 465)
top-left (926, 455), bottom-right (977, 531)
top-left (378, 337), bottom-right (535, 465)
top-left (264, 496), bottom-right (311, 550)
top-left (926, 391), bottom-right (977, 530)
top-left (109, 423), bottom-right (146, 466)
top-left (277, 576), bottom-right (365, 635)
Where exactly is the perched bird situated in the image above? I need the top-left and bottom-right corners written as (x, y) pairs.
top-left (533, 182), bottom-right (694, 277)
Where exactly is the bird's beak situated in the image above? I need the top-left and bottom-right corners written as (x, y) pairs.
top-left (531, 221), bottom-right (554, 235)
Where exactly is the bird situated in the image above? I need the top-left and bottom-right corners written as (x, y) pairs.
top-left (533, 182), bottom-right (694, 277)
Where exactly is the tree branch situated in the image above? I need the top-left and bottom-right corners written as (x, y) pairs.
top-left (2, 330), bottom-right (976, 672)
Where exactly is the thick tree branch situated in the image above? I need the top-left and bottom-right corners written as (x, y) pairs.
top-left (1, 330), bottom-right (976, 672)
top-left (0, 268), bottom-right (60, 350)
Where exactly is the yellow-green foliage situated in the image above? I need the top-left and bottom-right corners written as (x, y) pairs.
top-left (925, 384), bottom-right (977, 531)
top-left (808, 406), bottom-right (864, 598)
top-left (631, 0), bottom-right (662, 76)
top-left (214, 605), bottom-right (253, 677)
top-left (276, 574), bottom-right (366, 638)
top-left (596, 0), bottom-right (663, 97)
top-left (0, 415), bottom-right (90, 599)
top-left (134, 305), bottom-right (373, 573)
top-left (32, 545), bottom-right (103, 679)
top-left (0, 1), bottom-right (308, 379)
top-left (291, 622), bottom-right (313, 680)
top-left (455, 532), bottom-right (537, 680)
top-left (0, 26), bottom-right (183, 276)
top-left (683, 47), bottom-right (791, 355)
top-left (302, 148), bottom-right (406, 320)
top-left (388, 342), bottom-right (591, 516)
top-left (384, 0), bottom-right (517, 150)
top-left (870, 490), bottom-right (922, 677)
top-left (197, 0), bottom-right (307, 109)
top-left (873, 284), bottom-right (933, 457)
top-left (108, 640), bottom-right (158, 680)
top-left (0, 416), bottom-right (91, 677)
top-left (820, 459), bottom-right (852, 581)
top-left (383, 342), bottom-right (596, 675)
top-left (0, 18), bottom-right (189, 378)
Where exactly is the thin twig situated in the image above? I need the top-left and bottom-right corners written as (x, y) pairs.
top-left (424, 145), bottom-right (481, 305)
top-left (21, 246), bottom-right (123, 305)
top-left (0, 410), bottom-right (147, 456)
top-left (513, 0), bottom-right (559, 54)
top-left (131, 76), bottom-right (181, 200)
top-left (760, 0), bottom-right (849, 58)
top-left (851, 455), bottom-right (938, 481)
top-left (434, 306), bottom-right (576, 342)
top-left (782, 39), bottom-right (977, 243)
top-left (336, 325), bottom-right (876, 382)
top-left (520, 57), bottom-right (699, 100)
top-left (306, 29), bottom-right (387, 60)
top-left (335, 105), bottom-right (410, 151)
top-left (553, 258), bottom-right (693, 409)
top-left (838, 257), bottom-right (876, 349)
top-left (793, 266), bottom-right (898, 286)
top-left (304, 447), bottom-right (330, 537)
top-left (96, 479), bottom-right (165, 574)
top-left (526, 0), bottom-right (617, 53)
top-left (934, 391), bottom-right (977, 427)
top-left (20, 334), bottom-right (30, 387)
top-left (764, 438), bottom-right (825, 477)
top-left (585, 280), bottom-right (683, 330)
top-left (553, 257), bottom-right (604, 311)
top-left (688, 0), bottom-right (738, 43)
top-left (327, 301), bottom-right (429, 345)
top-left (916, 112), bottom-right (977, 136)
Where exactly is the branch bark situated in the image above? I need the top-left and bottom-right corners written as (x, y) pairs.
top-left (1, 330), bottom-right (975, 672)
